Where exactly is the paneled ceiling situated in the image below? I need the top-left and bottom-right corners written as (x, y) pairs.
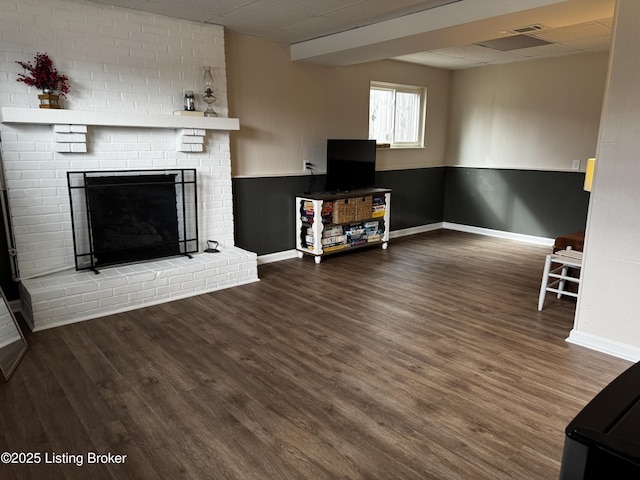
top-left (83, 0), bottom-right (615, 69)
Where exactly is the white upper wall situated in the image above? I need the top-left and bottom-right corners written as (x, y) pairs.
top-left (446, 51), bottom-right (609, 172)
top-left (571, 0), bottom-right (640, 361)
top-left (227, 30), bottom-right (610, 178)
top-left (226, 32), bottom-right (451, 178)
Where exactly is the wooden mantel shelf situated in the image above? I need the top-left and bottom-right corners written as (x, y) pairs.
top-left (0, 107), bottom-right (239, 131)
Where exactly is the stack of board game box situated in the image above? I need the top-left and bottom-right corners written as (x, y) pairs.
top-left (305, 224), bottom-right (348, 252)
top-left (321, 201), bottom-right (333, 223)
top-left (364, 220), bottom-right (383, 243)
top-left (372, 195), bottom-right (386, 218)
top-left (344, 224), bottom-right (367, 247)
top-left (300, 200), bottom-right (315, 223)
top-left (300, 201), bottom-right (334, 224)
top-left (321, 225), bottom-right (348, 252)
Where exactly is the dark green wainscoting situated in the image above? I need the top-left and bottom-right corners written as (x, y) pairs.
top-left (444, 168), bottom-right (590, 239)
top-left (232, 168), bottom-right (446, 256)
top-left (232, 167), bottom-right (590, 256)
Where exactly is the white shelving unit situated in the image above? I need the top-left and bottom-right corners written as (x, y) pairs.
top-left (296, 188), bottom-right (391, 264)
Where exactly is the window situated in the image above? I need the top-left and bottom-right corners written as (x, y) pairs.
top-left (368, 81), bottom-right (426, 148)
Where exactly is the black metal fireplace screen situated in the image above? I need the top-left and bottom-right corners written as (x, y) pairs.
top-left (68, 169), bottom-right (198, 272)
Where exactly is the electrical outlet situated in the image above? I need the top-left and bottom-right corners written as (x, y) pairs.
top-left (572, 159), bottom-right (581, 170)
top-left (302, 159), bottom-right (308, 171)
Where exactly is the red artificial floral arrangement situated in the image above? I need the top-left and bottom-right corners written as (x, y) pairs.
top-left (16, 52), bottom-right (70, 97)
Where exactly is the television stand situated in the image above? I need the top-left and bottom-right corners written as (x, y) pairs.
top-left (295, 188), bottom-right (391, 263)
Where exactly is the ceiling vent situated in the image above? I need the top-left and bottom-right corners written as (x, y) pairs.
top-left (475, 34), bottom-right (553, 51)
top-left (503, 24), bottom-right (546, 35)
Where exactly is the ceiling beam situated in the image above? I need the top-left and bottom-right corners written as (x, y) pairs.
top-left (290, 0), bottom-right (571, 66)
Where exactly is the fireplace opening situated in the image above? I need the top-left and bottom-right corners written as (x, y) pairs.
top-left (68, 169), bottom-right (198, 272)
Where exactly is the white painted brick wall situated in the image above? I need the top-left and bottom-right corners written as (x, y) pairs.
top-left (0, 0), bottom-right (227, 114)
top-left (22, 247), bottom-right (258, 330)
top-left (1, 0), bottom-right (259, 330)
top-left (0, 0), bottom-right (236, 280)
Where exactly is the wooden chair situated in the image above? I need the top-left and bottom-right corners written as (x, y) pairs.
top-left (538, 248), bottom-right (583, 311)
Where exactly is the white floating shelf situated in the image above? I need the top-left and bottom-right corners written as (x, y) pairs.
top-left (0, 107), bottom-right (239, 131)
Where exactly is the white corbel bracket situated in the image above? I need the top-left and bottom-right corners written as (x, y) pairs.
top-left (177, 128), bottom-right (205, 152)
top-left (53, 124), bottom-right (88, 153)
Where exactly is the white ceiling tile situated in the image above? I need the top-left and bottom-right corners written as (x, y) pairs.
top-left (275, 16), bottom-right (348, 43)
top-left (534, 21), bottom-right (611, 43)
top-left (215, 1), bottom-right (319, 30)
top-left (560, 35), bottom-right (612, 52)
top-left (415, 45), bottom-right (528, 68)
top-left (148, 0), bottom-right (256, 17)
top-left (319, 0), bottom-right (458, 28)
top-left (69, 0), bottom-right (614, 69)
top-left (89, 0), bottom-right (147, 7)
top-left (395, 53), bottom-right (481, 69)
top-left (117, 0), bottom-right (253, 23)
top-left (513, 42), bottom-right (581, 58)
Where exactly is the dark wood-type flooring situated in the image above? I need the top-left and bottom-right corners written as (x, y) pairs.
top-left (0, 230), bottom-right (632, 479)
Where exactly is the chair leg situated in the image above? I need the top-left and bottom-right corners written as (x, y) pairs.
top-left (557, 265), bottom-right (569, 299)
top-left (538, 254), bottom-right (552, 311)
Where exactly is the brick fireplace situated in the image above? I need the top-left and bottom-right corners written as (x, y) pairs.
top-left (0, 111), bottom-right (258, 331)
top-left (0, 1), bottom-right (259, 330)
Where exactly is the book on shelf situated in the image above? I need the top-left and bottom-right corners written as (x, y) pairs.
top-left (174, 110), bottom-right (205, 116)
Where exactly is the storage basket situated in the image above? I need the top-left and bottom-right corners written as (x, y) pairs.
top-left (354, 195), bottom-right (373, 221)
top-left (332, 198), bottom-right (356, 223)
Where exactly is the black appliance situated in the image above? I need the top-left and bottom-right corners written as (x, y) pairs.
top-left (560, 361), bottom-right (640, 479)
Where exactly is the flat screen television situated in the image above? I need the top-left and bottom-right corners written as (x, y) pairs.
top-left (325, 139), bottom-right (376, 192)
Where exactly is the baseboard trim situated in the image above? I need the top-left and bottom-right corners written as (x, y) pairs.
top-left (257, 250), bottom-right (298, 265)
top-left (389, 223), bottom-right (444, 239)
top-left (443, 222), bottom-right (555, 246)
top-left (566, 329), bottom-right (640, 362)
top-left (257, 223), bottom-right (554, 264)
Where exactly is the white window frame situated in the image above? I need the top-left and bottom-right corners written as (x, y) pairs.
top-left (368, 81), bottom-right (427, 149)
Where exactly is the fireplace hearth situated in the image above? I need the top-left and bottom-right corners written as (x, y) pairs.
top-left (2, 111), bottom-right (258, 332)
top-left (68, 169), bottom-right (198, 272)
